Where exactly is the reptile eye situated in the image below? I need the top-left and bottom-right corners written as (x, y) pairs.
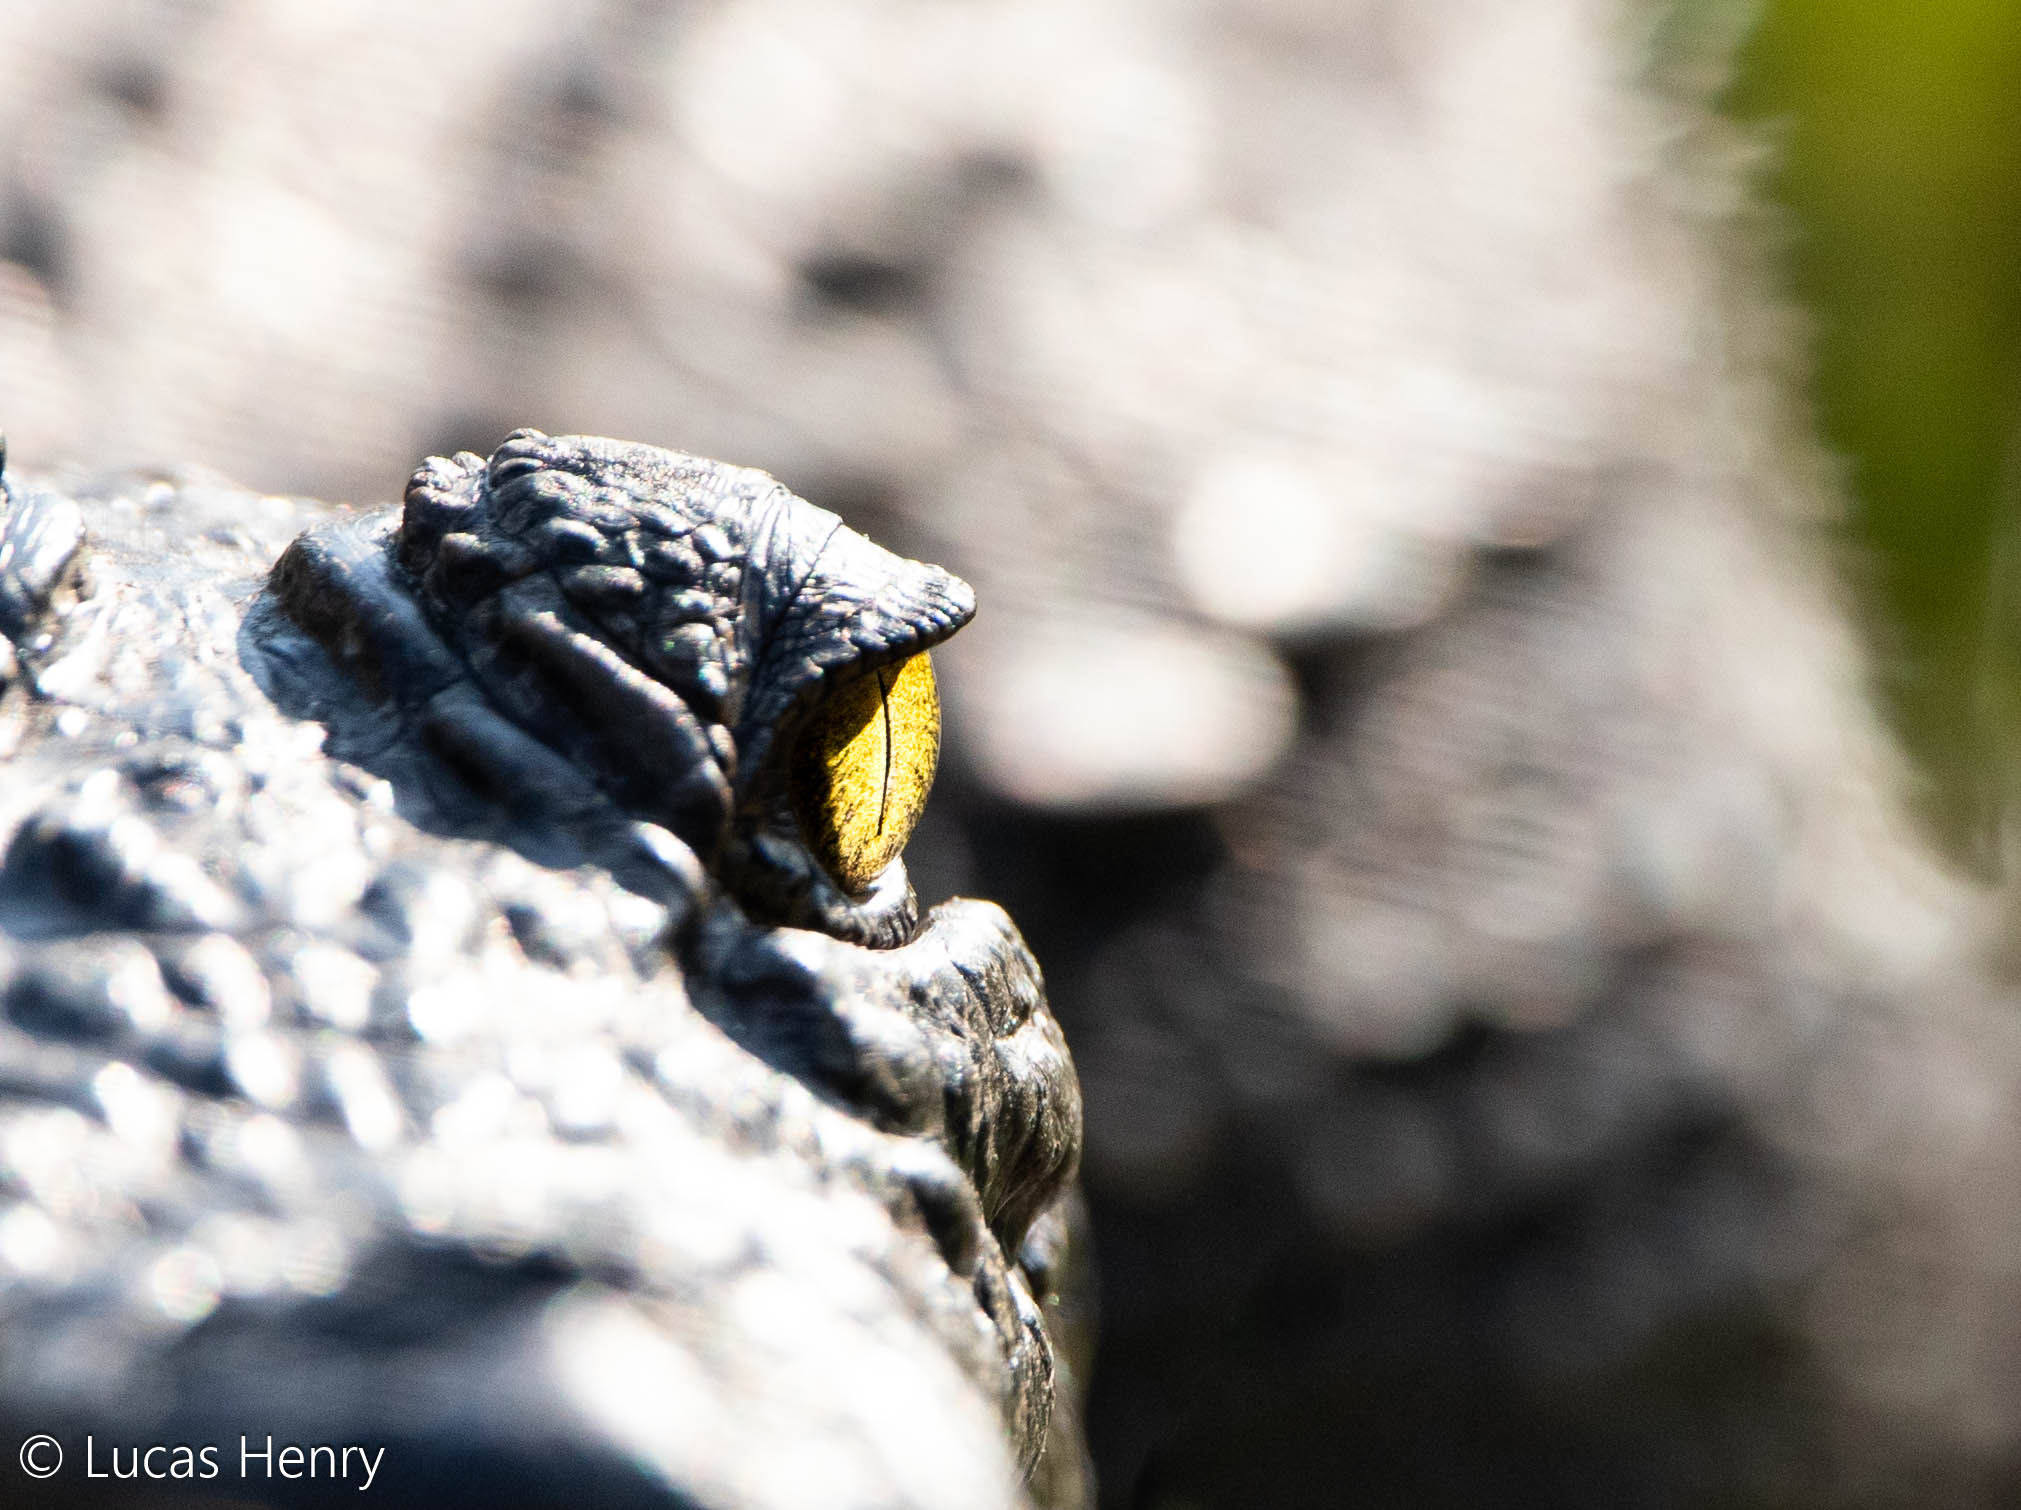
top-left (788, 653), bottom-right (942, 895)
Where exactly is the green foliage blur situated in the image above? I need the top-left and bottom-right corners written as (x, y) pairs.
top-left (1717, 0), bottom-right (2021, 860)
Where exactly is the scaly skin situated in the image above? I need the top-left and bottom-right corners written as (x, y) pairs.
top-left (0, 435), bottom-right (1082, 1509)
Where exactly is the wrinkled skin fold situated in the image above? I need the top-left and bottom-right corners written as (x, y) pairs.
top-left (0, 436), bottom-right (1082, 1509)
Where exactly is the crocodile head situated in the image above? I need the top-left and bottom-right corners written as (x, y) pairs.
top-left (0, 436), bottom-right (1083, 1508)
top-left (266, 428), bottom-right (975, 948)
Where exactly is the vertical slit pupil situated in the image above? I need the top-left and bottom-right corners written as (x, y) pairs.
top-left (875, 668), bottom-right (894, 836)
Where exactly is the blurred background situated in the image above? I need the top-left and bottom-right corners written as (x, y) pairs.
top-left (1715, 0), bottom-right (2021, 867)
top-left (5, 0), bottom-right (2021, 1506)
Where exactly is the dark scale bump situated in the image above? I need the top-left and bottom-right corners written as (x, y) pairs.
top-left (427, 532), bottom-right (517, 599)
top-left (683, 667), bottom-right (732, 716)
top-left (404, 461), bottom-right (477, 511)
top-left (640, 538), bottom-right (703, 583)
top-left (358, 862), bottom-right (481, 953)
top-left (706, 724), bottom-right (736, 768)
top-left (0, 803), bottom-right (236, 934)
top-left (655, 622), bottom-right (718, 666)
top-left (496, 424), bottom-right (551, 454)
top-left (692, 524), bottom-right (734, 563)
top-left (401, 498), bottom-right (461, 556)
top-left (503, 900), bottom-right (581, 971)
top-left (490, 471), bottom-right (578, 535)
top-left (625, 501), bottom-right (689, 540)
top-left (530, 518), bottom-right (609, 565)
top-left (572, 494), bottom-right (645, 535)
top-left (660, 590), bottom-right (716, 621)
top-left (560, 564), bottom-right (647, 607)
top-left (6, 941), bottom-right (168, 1043)
top-left (399, 473), bottom-right (481, 571)
top-left (642, 630), bottom-right (731, 711)
top-left (142, 1015), bottom-right (235, 1099)
top-left (489, 453), bottom-right (543, 486)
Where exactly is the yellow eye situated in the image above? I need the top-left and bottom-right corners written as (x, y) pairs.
top-left (788, 653), bottom-right (942, 895)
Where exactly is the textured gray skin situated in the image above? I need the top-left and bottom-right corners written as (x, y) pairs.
top-left (13, 3), bottom-right (2021, 1506)
top-left (0, 434), bottom-right (1082, 1509)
